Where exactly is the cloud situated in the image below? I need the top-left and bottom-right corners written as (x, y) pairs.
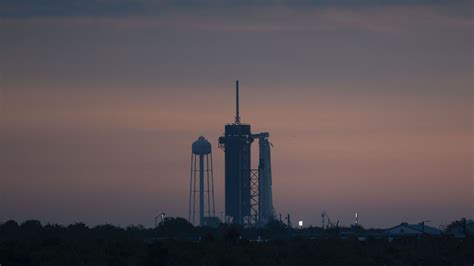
top-left (1, 0), bottom-right (469, 18)
top-left (1, 4), bottom-right (472, 34)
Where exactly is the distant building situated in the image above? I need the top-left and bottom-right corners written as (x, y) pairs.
top-left (384, 222), bottom-right (441, 237)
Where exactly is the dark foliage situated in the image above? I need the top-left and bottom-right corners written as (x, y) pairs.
top-left (446, 218), bottom-right (468, 231)
top-left (0, 219), bottom-right (472, 266)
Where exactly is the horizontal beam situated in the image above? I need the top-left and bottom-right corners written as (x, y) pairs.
top-left (251, 132), bottom-right (269, 139)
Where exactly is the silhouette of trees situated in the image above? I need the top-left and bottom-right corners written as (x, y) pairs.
top-left (446, 217), bottom-right (467, 231)
top-left (156, 217), bottom-right (194, 238)
top-left (20, 220), bottom-right (42, 231)
top-left (0, 220), bottom-right (19, 234)
top-left (0, 218), bottom-right (473, 265)
top-left (223, 226), bottom-right (241, 243)
top-left (266, 219), bottom-right (287, 232)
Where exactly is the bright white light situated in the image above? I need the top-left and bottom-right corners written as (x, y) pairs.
top-left (298, 220), bottom-right (303, 227)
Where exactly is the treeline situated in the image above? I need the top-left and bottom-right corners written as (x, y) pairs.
top-left (0, 218), bottom-right (473, 266)
top-left (0, 218), bottom-right (378, 246)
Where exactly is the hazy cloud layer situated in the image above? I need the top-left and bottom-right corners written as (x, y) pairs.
top-left (1, 0), bottom-right (468, 18)
top-left (2, 3), bottom-right (472, 35)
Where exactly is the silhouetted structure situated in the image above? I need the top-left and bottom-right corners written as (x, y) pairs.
top-left (384, 222), bottom-right (441, 237)
top-left (254, 132), bottom-right (273, 225)
top-left (219, 81), bottom-right (274, 226)
top-left (189, 136), bottom-right (216, 226)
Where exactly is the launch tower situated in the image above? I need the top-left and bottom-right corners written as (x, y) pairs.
top-left (219, 81), bottom-right (274, 226)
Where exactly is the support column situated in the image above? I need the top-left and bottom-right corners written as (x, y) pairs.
top-left (199, 154), bottom-right (204, 226)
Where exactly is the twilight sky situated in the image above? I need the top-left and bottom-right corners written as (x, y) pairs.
top-left (0, 0), bottom-right (472, 228)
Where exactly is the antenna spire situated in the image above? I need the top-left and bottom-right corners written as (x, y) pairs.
top-left (235, 80), bottom-right (240, 124)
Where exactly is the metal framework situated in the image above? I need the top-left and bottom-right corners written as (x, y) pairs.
top-left (248, 169), bottom-right (259, 226)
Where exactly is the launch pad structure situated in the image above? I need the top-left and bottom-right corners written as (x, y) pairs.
top-left (219, 80), bottom-right (274, 226)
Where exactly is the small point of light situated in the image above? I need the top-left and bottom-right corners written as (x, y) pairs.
top-left (298, 220), bottom-right (303, 227)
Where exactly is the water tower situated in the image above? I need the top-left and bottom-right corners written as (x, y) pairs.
top-left (188, 136), bottom-right (216, 226)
